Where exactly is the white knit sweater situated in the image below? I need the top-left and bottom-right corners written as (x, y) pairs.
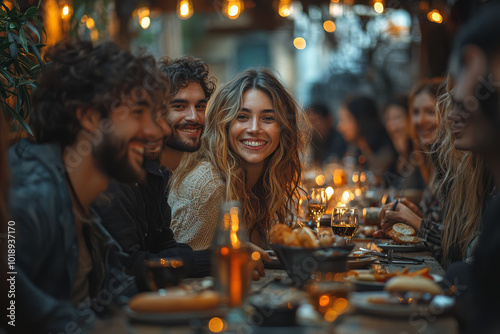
top-left (168, 161), bottom-right (226, 251)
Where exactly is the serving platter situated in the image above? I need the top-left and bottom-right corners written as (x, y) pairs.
top-left (377, 241), bottom-right (427, 252)
top-left (350, 291), bottom-right (453, 317)
top-left (347, 256), bottom-right (378, 270)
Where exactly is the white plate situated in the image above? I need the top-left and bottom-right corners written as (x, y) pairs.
top-left (347, 256), bottom-right (378, 269)
top-left (125, 306), bottom-right (226, 325)
top-left (350, 291), bottom-right (454, 317)
top-left (377, 242), bottom-right (427, 252)
top-left (351, 274), bottom-right (443, 291)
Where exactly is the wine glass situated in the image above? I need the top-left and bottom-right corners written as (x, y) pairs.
top-left (331, 207), bottom-right (359, 245)
top-left (308, 188), bottom-right (327, 237)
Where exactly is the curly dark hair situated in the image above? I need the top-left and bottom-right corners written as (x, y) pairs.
top-left (158, 56), bottom-right (217, 100)
top-left (31, 39), bottom-right (168, 146)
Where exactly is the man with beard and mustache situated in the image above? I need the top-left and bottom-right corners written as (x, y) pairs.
top-left (446, 3), bottom-right (500, 333)
top-left (158, 56), bottom-right (216, 170)
top-left (5, 40), bottom-right (168, 333)
top-left (93, 57), bottom-right (229, 283)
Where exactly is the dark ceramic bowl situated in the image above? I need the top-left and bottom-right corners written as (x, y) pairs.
top-left (270, 244), bottom-right (350, 288)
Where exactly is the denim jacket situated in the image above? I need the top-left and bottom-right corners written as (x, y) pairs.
top-left (7, 139), bottom-right (135, 333)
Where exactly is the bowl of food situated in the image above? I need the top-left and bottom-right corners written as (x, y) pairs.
top-left (269, 224), bottom-right (350, 287)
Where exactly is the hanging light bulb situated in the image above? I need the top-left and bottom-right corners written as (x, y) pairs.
top-left (140, 16), bottom-right (151, 29)
top-left (329, 1), bottom-right (343, 17)
top-left (373, 1), bottom-right (384, 14)
top-left (323, 20), bottom-right (336, 33)
top-left (136, 5), bottom-right (151, 29)
top-left (293, 37), bottom-right (306, 50)
top-left (427, 9), bottom-right (443, 23)
top-left (224, 0), bottom-right (244, 19)
top-left (278, 0), bottom-right (292, 18)
top-left (61, 3), bottom-right (72, 19)
top-left (177, 0), bottom-right (194, 20)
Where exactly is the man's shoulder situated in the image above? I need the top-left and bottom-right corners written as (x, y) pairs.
top-left (9, 139), bottom-right (66, 186)
top-left (8, 140), bottom-right (70, 222)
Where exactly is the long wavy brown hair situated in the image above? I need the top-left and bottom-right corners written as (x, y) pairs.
top-left (170, 68), bottom-right (309, 244)
top-left (408, 77), bottom-right (444, 184)
top-left (433, 76), bottom-right (494, 265)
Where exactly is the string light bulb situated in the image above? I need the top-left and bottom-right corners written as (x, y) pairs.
top-left (293, 37), bottom-right (306, 50)
top-left (323, 20), bottom-right (336, 33)
top-left (373, 1), bottom-right (384, 14)
top-left (177, 0), bottom-right (194, 20)
top-left (278, 0), bottom-right (292, 18)
top-left (427, 9), bottom-right (443, 23)
top-left (140, 16), bottom-right (151, 29)
top-left (224, 0), bottom-right (244, 19)
top-left (61, 4), bottom-right (72, 19)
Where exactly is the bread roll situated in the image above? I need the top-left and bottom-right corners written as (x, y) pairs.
top-left (385, 276), bottom-right (442, 295)
top-left (392, 223), bottom-right (416, 236)
top-left (129, 291), bottom-right (221, 313)
top-left (393, 234), bottom-right (420, 244)
top-left (269, 224), bottom-right (292, 244)
top-left (299, 228), bottom-right (318, 248)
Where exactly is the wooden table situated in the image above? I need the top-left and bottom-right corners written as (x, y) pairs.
top-left (90, 240), bottom-right (458, 334)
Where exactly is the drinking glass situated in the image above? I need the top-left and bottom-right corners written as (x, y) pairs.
top-left (308, 188), bottom-right (327, 237)
top-left (331, 207), bottom-right (359, 245)
top-left (143, 258), bottom-right (184, 291)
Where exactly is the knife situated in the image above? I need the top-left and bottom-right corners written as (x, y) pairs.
top-left (359, 248), bottom-right (424, 263)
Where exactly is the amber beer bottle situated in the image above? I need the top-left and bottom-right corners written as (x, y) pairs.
top-left (212, 201), bottom-right (252, 308)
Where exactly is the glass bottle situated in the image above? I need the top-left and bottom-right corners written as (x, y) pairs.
top-left (212, 201), bottom-right (252, 308)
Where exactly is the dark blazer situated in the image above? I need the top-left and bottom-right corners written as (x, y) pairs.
top-left (93, 160), bottom-right (211, 285)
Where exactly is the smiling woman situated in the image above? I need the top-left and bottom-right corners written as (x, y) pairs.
top-left (168, 68), bottom-right (309, 250)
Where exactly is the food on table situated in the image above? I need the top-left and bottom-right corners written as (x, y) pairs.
top-left (359, 267), bottom-right (434, 283)
top-left (391, 223), bottom-right (416, 236)
top-left (360, 226), bottom-right (375, 237)
top-left (387, 223), bottom-right (420, 244)
top-left (270, 224), bottom-right (320, 248)
top-left (385, 275), bottom-right (443, 295)
top-left (318, 235), bottom-right (335, 247)
top-left (349, 250), bottom-right (369, 258)
top-left (356, 273), bottom-right (378, 282)
top-left (129, 290), bottom-right (221, 313)
top-left (372, 229), bottom-right (387, 239)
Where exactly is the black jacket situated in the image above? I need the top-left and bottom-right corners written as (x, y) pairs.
top-left (93, 160), bottom-right (211, 285)
top-left (6, 139), bottom-right (135, 333)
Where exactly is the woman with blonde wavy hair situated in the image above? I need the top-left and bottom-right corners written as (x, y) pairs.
top-left (381, 75), bottom-right (494, 266)
top-left (437, 77), bottom-right (494, 265)
top-left (168, 68), bottom-right (308, 250)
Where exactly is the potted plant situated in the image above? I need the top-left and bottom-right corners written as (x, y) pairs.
top-left (1, 0), bottom-right (44, 137)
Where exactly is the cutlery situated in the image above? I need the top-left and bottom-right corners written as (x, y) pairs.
top-left (378, 259), bottom-right (423, 265)
top-left (358, 248), bottom-right (424, 263)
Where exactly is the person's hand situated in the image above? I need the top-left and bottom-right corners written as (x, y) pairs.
top-left (247, 243), bottom-right (271, 281)
top-left (379, 202), bottom-right (396, 223)
top-left (382, 202), bottom-right (422, 231)
top-left (401, 198), bottom-right (423, 217)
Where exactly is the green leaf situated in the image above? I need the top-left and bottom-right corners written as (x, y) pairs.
top-left (7, 32), bottom-right (17, 59)
top-left (0, 67), bottom-right (14, 85)
top-left (0, 41), bottom-right (11, 52)
top-left (18, 79), bottom-right (35, 86)
top-left (3, 101), bottom-right (33, 136)
top-left (22, 7), bottom-right (38, 19)
top-left (25, 22), bottom-right (41, 43)
top-left (19, 29), bottom-right (29, 53)
top-left (28, 40), bottom-right (43, 66)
